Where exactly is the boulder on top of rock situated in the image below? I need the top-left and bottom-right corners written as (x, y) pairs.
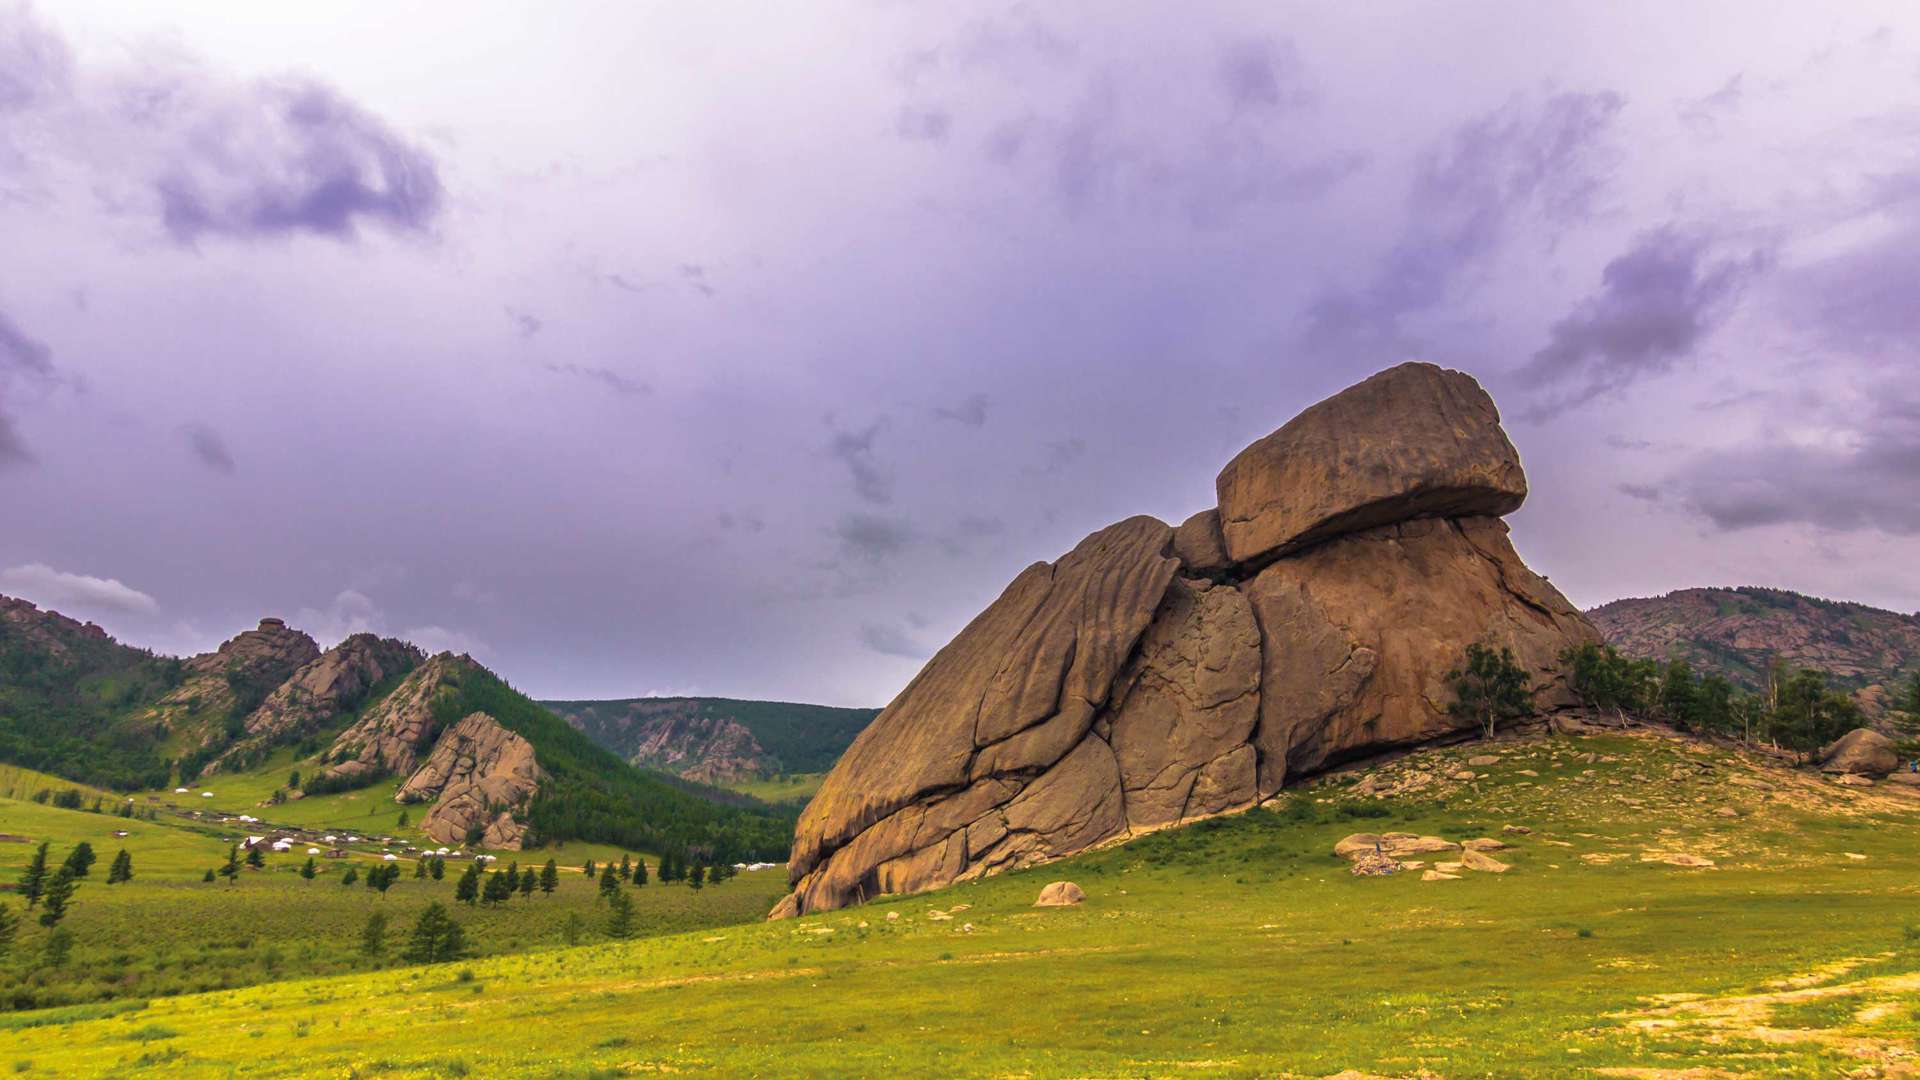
top-left (769, 363), bottom-right (1596, 919)
top-left (1034, 881), bottom-right (1085, 907)
top-left (1819, 728), bottom-right (1898, 777)
top-left (1214, 363), bottom-right (1527, 565)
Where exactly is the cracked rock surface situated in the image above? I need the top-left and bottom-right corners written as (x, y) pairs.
top-left (774, 362), bottom-right (1599, 918)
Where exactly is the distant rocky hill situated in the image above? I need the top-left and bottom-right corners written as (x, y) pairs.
top-left (0, 596), bottom-right (792, 859)
top-left (1588, 587), bottom-right (1920, 715)
top-left (540, 697), bottom-right (879, 785)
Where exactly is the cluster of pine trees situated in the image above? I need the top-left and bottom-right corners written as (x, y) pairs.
top-left (2, 840), bottom-right (137, 970)
top-left (1561, 642), bottom-right (1880, 752)
top-left (452, 857), bottom-right (560, 905)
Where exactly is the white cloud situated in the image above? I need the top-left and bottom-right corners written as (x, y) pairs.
top-left (293, 589), bottom-right (382, 646)
top-left (402, 624), bottom-right (488, 660)
top-left (0, 562), bottom-right (159, 615)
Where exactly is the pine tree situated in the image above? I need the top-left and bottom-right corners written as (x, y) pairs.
top-left (42, 927), bottom-right (72, 968)
top-left (402, 902), bottom-right (469, 964)
top-left (539, 859), bottom-right (559, 896)
top-left (19, 842), bottom-right (49, 908)
top-left (688, 863), bottom-right (705, 890)
top-left (360, 910), bottom-right (387, 961)
top-left (482, 868), bottom-right (511, 904)
top-left (455, 861), bottom-right (480, 905)
top-left (619, 854), bottom-right (631, 882)
top-left (504, 862), bottom-right (520, 893)
top-left (107, 849), bottom-right (133, 884)
top-left (562, 912), bottom-right (584, 946)
top-left (582, 858), bottom-right (596, 878)
top-left (219, 844), bottom-right (241, 886)
top-left (38, 866), bottom-right (76, 928)
top-left (301, 857), bottom-right (318, 881)
top-left (342, 866), bottom-right (359, 886)
top-left (203, 869), bottom-right (215, 883)
top-left (397, 809), bottom-right (410, 829)
top-left (374, 864), bottom-right (399, 896)
top-left (632, 859), bottom-right (648, 887)
top-left (62, 841), bottom-right (96, 878)
top-left (245, 845), bottom-right (266, 870)
top-left (430, 857), bottom-right (445, 881)
top-left (414, 859), bottom-right (427, 879)
top-left (607, 887), bottom-right (635, 940)
top-left (0, 900), bottom-right (17, 959)
top-left (598, 863), bottom-right (618, 902)
top-left (519, 867), bottom-right (536, 898)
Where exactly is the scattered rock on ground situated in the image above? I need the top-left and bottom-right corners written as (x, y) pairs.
top-left (1461, 849), bottom-right (1509, 873)
top-left (1468, 755), bottom-right (1501, 766)
top-left (1462, 838), bottom-right (1511, 851)
top-left (1420, 870), bottom-right (1459, 882)
top-left (1034, 881), bottom-right (1086, 907)
top-left (1502, 824), bottom-right (1531, 834)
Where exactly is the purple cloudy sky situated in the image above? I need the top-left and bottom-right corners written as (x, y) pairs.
top-left (3, 3), bottom-right (1918, 706)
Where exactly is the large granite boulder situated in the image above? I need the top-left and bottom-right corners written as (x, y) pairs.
top-left (147, 618), bottom-right (321, 752)
top-left (1819, 728), bottom-right (1899, 777)
top-left (1214, 362), bottom-right (1526, 565)
top-left (400, 712), bottom-right (542, 849)
top-left (772, 363), bottom-right (1595, 918)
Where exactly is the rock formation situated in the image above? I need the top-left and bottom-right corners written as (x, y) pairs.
top-left (205, 633), bottom-right (423, 774)
top-left (398, 712), bottom-right (542, 848)
top-left (773, 362), bottom-right (1597, 918)
top-left (320, 652), bottom-right (480, 783)
top-left (143, 618), bottom-right (321, 746)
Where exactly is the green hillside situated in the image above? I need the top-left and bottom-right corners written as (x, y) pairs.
top-left (0, 598), bottom-right (183, 790)
top-left (13, 727), bottom-right (1920, 1076)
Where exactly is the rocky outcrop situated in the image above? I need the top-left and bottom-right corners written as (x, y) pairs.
top-left (774, 363), bottom-right (1597, 918)
top-left (204, 634), bottom-right (423, 774)
top-left (1214, 362), bottom-right (1526, 565)
top-left (399, 712), bottom-right (542, 849)
top-left (319, 652), bottom-right (481, 782)
top-left (144, 618), bottom-right (321, 746)
top-left (1819, 728), bottom-right (1899, 777)
top-left (616, 713), bottom-right (768, 785)
top-left (1590, 587), bottom-right (1920, 717)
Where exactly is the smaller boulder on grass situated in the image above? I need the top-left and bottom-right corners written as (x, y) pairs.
top-left (1034, 881), bottom-right (1085, 907)
top-left (1461, 849), bottom-right (1509, 873)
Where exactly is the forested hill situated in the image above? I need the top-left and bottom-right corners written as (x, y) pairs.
top-left (0, 595), bottom-right (183, 789)
top-left (541, 696), bottom-right (879, 784)
top-left (1588, 586), bottom-right (1920, 715)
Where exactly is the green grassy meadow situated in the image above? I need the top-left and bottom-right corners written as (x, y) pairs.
top-left (8, 730), bottom-right (1920, 1076)
top-left (720, 771), bottom-right (827, 805)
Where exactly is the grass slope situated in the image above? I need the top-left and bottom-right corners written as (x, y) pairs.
top-left (0, 790), bottom-right (785, 1012)
top-left (12, 727), bottom-right (1920, 1077)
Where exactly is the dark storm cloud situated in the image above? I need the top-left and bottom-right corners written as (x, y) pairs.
top-left (1305, 90), bottom-right (1624, 353)
top-left (0, 307), bottom-right (55, 467)
top-left (834, 513), bottom-right (914, 563)
top-left (932, 392), bottom-right (989, 427)
top-left (151, 81), bottom-right (443, 244)
top-left (826, 420), bottom-right (893, 504)
top-left (856, 620), bottom-right (928, 659)
top-left (1789, 168), bottom-right (1920, 352)
top-left (1519, 229), bottom-right (1768, 416)
top-left (507, 309), bottom-right (544, 338)
top-left (1656, 377), bottom-right (1920, 535)
top-left (1216, 36), bottom-right (1310, 113)
top-left (0, 7), bottom-right (441, 244)
top-left (936, 514), bottom-right (1006, 557)
top-left (182, 423), bottom-right (235, 474)
top-left (541, 363), bottom-right (649, 398)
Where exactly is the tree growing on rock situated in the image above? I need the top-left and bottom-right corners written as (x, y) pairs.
top-left (1448, 642), bottom-right (1534, 739)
